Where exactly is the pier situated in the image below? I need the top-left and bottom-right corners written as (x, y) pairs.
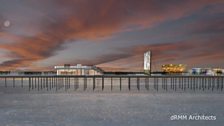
top-left (0, 75), bottom-right (224, 92)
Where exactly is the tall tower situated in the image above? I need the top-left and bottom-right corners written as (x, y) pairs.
top-left (144, 51), bottom-right (151, 75)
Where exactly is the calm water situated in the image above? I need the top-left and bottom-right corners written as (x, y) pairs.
top-left (0, 79), bottom-right (223, 126)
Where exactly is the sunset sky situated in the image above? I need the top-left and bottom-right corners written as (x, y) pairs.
top-left (0, 0), bottom-right (224, 71)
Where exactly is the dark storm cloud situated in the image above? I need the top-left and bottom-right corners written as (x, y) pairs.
top-left (0, 0), bottom-right (223, 70)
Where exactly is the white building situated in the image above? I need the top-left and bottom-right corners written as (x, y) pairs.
top-left (191, 68), bottom-right (223, 76)
top-left (144, 51), bottom-right (151, 74)
top-left (54, 64), bottom-right (103, 75)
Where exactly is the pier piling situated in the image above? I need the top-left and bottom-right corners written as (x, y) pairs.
top-left (0, 75), bottom-right (223, 92)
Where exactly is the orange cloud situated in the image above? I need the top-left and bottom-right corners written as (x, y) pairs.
top-left (98, 37), bottom-right (224, 71)
top-left (0, 0), bottom-right (223, 70)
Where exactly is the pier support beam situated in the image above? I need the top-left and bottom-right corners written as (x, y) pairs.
top-left (21, 77), bottom-right (23, 88)
top-left (145, 77), bottom-right (149, 91)
top-left (13, 77), bottom-right (15, 88)
top-left (29, 77), bottom-right (31, 91)
top-left (120, 77), bottom-right (122, 91)
top-left (5, 77), bottom-right (7, 87)
top-left (111, 77), bottom-right (113, 91)
top-left (128, 77), bottom-right (131, 91)
top-left (137, 77), bottom-right (140, 91)
top-left (84, 77), bottom-right (87, 91)
top-left (102, 77), bottom-right (104, 91)
top-left (93, 77), bottom-right (95, 90)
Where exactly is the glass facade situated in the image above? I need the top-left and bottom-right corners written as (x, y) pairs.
top-left (55, 64), bottom-right (103, 75)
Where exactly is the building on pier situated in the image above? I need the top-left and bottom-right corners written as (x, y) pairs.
top-left (144, 51), bottom-right (151, 75)
top-left (54, 64), bottom-right (103, 75)
top-left (4, 71), bottom-right (56, 75)
top-left (162, 64), bottom-right (186, 74)
top-left (190, 68), bottom-right (223, 76)
top-left (0, 71), bottom-right (10, 75)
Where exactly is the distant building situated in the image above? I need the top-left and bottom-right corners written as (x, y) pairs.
top-left (0, 71), bottom-right (10, 75)
top-left (190, 68), bottom-right (223, 76)
top-left (54, 64), bottom-right (103, 75)
top-left (213, 68), bottom-right (223, 75)
top-left (222, 69), bottom-right (224, 74)
top-left (162, 64), bottom-right (186, 73)
top-left (191, 68), bottom-right (203, 75)
top-left (144, 51), bottom-right (151, 74)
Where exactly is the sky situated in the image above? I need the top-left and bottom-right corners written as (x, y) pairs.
top-left (0, 0), bottom-right (224, 71)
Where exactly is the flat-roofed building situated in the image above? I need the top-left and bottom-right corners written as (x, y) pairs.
top-left (54, 64), bottom-right (103, 75)
top-left (162, 64), bottom-right (186, 73)
top-left (190, 68), bottom-right (223, 75)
